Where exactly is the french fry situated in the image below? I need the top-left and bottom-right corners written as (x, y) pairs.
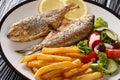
top-left (44, 52), bottom-right (85, 58)
top-left (57, 53), bottom-right (85, 58)
top-left (20, 54), bottom-right (39, 63)
top-left (34, 60), bottom-right (79, 78)
top-left (27, 60), bottom-right (54, 68)
top-left (51, 76), bottom-right (64, 80)
top-left (34, 61), bottom-right (76, 78)
top-left (64, 79), bottom-right (71, 80)
top-left (72, 59), bottom-right (81, 64)
top-left (51, 77), bottom-right (71, 80)
top-left (20, 46), bottom-right (104, 80)
top-left (71, 72), bottom-right (103, 80)
top-left (32, 67), bottom-right (39, 73)
top-left (42, 46), bottom-right (80, 54)
top-left (83, 68), bottom-right (93, 74)
top-left (41, 69), bottom-right (62, 79)
top-left (37, 54), bottom-right (73, 61)
top-left (42, 59), bottom-right (82, 79)
top-left (63, 59), bottom-right (82, 71)
top-left (64, 64), bottom-right (90, 78)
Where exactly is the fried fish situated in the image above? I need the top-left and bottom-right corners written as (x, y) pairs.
top-left (16, 14), bottom-right (94, 54)
top-left (7, 5), bottom-right (72, 42)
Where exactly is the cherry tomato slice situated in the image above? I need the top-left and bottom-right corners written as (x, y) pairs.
top-left (82, 52), bottom-right (98, 63)
top-left (106, 49), bottom-right (120, 59)
top-left (88, 32), bottom-right (101, 49)
top-left (88, 32), bottom-right (100, 41)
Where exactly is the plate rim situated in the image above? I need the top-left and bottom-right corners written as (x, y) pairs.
top-left (0, 0), bottom-right (120, 80)
top-left (0, 0), bottom-right (37, 80)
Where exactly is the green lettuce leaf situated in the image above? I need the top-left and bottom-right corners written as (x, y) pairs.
top-left (94, 17), bottom-right (108, 28)
top-left (77, 40), bottom-right (92, 55)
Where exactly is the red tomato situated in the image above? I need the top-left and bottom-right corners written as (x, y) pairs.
top-left (82, 52), bottom-right (98, 63)
top-left (88, 32), bottom-right (101, 49)
top-left (106, 49), bottom-right (120, 59)
top-left (88, 32), bottom-right (100, 41)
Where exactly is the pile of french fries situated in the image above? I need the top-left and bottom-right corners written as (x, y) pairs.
top-left (20, 46), bottom-right (103, 80)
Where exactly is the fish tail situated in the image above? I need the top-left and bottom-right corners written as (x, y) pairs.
top-left (59, 3), bottom-right (79, 15)
top-left (15, 45), bottom-right (42, 55)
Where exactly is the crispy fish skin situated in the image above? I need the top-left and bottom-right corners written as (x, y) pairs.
top-left (7, 5), bottom-right (72, 42)
top-left (31, 14), bottom-right (94, 53)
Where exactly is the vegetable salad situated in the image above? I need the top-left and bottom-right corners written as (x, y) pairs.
top-left (77, 17), bottom-right (120, 75)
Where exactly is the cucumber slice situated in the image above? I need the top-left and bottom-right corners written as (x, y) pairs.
top-left (90, 63), bottom-right (99, 71)
top-left (105, 30), bottom-right (118, 41)
top-left (90, 59), bottom-right (118, 75)
top-left (115, 59), bottom-right (120, 65)
top-left (105, 59), bottom-right (118, 75)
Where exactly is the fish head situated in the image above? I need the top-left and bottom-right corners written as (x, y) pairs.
top-left (7, 23), bottom-right (28, 42)
top-left (77, 14), bottom-right (95, 24)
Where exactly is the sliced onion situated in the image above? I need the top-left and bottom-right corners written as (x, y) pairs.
top-left (89, 36), bottom-right (100, 49)
top-left (95, 27), bottom-right (119, 41)
top-left (95, 27), bottom-right (108, 31)
top-left (104, 43), bottom-right (113, 49)
top-left (94, 44), bottom-right (99, 53)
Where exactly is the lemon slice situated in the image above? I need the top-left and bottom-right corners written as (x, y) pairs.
top-left (38, 0), bottom-right (66, 13)
top-left (64, 0), bottom-right (88, 20)
top-left (38, 0), bottom-right (88, 20)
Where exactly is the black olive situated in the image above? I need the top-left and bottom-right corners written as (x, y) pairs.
top-left (111, 42), bottom-right (120, 49)
top-left (97, 43), bottom-right (106, 52)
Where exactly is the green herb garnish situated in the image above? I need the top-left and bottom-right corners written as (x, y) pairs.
top-left (77, 40), bottom-right (92, 54)
top-left (97, 51), bottom-right (109, 69)
top-left (94, 17), bottom-right (108, 28)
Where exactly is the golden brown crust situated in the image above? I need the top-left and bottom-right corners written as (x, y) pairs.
top-left (31, 14), bottom-right (94, 52)
top-left (7, 5), bottom-right (72, 42)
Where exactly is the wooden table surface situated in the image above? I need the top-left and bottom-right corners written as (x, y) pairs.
top-left (0, 0), bottom-right (120, 80)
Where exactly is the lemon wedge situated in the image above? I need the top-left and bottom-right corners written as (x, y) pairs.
top-left (38, 0), bottom-right (88, 20)
top-left (38, 0), bottom-right (66, 13)
top-left (64, 0), bottom-right (88, 20)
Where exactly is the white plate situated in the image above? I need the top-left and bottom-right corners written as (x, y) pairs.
top-left (0, 0), bottom-right (120, 80)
